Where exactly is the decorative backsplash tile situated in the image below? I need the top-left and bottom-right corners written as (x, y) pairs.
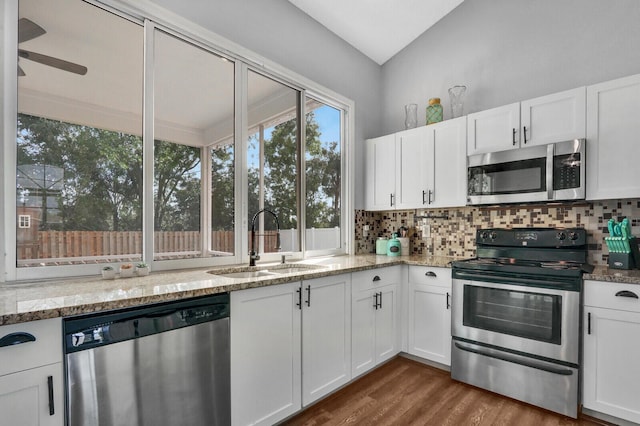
top-left (355, 199), bottom-right (640, 266)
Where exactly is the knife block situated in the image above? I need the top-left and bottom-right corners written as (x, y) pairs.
top-left (608, 237), bottom-right (640, 269)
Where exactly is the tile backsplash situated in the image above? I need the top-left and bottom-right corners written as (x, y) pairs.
top-left (355, 199), bottom-right (640, 266)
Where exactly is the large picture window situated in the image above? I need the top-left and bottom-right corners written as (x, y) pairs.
top-left (16, 0), bottom-right (143, 267)
top-left (7, 0), bottom-right (349, 280)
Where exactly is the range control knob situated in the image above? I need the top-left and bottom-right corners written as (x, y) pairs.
top-left (568, 232), bottom-right (579, 241)
top-left (556, 232), bottom-right (567, 241)
top-left (480, 231), bottom-right (489, 240)
top-left (489, 231), bottom-right (497, 240)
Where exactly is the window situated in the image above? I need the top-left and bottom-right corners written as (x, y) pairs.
top-left (16, 0), bottom-right (143, 267)
top-left (6, 0), bottom-right (350, 280)
top-left (247, 70), bottom-right (300, 255)
top-left (152, 29), bottom-right (235, 261)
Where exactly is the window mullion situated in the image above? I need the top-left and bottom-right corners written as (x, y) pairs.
top-left (298, 90), bottom-right (306, 256)
top-left (142, 19), bottom-right (155, 266)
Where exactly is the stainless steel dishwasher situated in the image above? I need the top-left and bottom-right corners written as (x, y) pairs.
top-left (64, 293), bottom-right (230, 426)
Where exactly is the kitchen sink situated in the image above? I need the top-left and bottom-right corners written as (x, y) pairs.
top-left (209, 263), bottom-right (325, 279)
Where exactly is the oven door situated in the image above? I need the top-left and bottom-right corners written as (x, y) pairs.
top-left (452, 274), bottom-right (580, 364)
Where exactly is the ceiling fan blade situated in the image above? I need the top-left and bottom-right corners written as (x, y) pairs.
top-left (18, 18), bottom-right (46, 43)
top-left (18, 49), bottom-right (87, 75)
top-left (18, 65), bottom-right (25, 77)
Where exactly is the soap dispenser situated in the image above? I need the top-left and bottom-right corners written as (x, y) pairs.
top-left (387, 232), bottom-right (401, 256)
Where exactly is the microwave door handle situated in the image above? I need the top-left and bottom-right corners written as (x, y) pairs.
top-left (546, 143), bottom-right (554, 200)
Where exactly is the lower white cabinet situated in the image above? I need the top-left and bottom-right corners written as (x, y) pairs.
top-left (0, 318), bottom-right (64, 426)
top-left (583, 280), bottom-right (640, 424)
top-left (407, 266), bottom-right (452, 366)
top-left (231, 274), bottom-right (351, 426)
top-left (351, 266), bottom-right (402, 378)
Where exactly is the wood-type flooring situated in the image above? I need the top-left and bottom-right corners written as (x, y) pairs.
top-left (283, 356), bottom-right (607, 426)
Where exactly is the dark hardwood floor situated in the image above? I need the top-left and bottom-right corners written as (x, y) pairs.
top-left (283, 357), bottom-right (606, 426)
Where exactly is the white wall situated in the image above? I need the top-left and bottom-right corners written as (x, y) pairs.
top-left (148, 0), bottom-right (383, 210)
top-left (381, 0), bottom-right (640, 135)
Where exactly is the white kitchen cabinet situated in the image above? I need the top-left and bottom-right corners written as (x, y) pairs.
top-left (231, 282), bottom-right (302, 426)
top-left (586, 73), bottom-right (640, 200)
top-left (365, 134), bottom-right (396, 210)
top-left (366, 118), bottom-right (466, 211)
top-left (467, 87), bottom-right (585, 155)
top-left (429, 117), bottom-right (467, 208)
top-left (301, 274), bottom-right (351, 406)
top-left (407, 266), bottom-right (452, 366)
top-left (352, 266), bottom-right (401, 378)
top-left (231, 274), bottom-right (352, 425)
top-left (583, 280), bottom-right (640, 424)
top-left (0, 318), bottom-right (64, 426)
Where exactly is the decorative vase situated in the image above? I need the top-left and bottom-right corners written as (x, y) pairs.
top-left (101, 268), bottom-right (116, 280)
top-left (426, 98), bottom-right (443, 125)
top-left (120, 264), bottom-right (134, 278)
top-left (136, 266), bottom-right (150, 276)
top-left (404, 104), bottom-right (418, 129)
top-left (448, 85), bottom-right (467, 118)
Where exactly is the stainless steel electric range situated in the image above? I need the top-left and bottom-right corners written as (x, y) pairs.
top-left (451, 228), bottom-right (593, 418)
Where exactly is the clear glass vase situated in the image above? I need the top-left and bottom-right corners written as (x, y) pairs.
top-left (448, 85), bottom-right (467, 118)
top-left (404, 103), bottom-right (417, 129)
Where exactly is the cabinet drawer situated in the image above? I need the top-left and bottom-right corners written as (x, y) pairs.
top-left (352, 266), bottom-right (402, 292)
top-left (408, 266), bottom-right (450, 288)
top-left (0, 318), bottom-right (62, 377)
top-left (584, 280), bottom-right (640, 313)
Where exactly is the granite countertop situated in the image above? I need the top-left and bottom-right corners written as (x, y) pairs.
top-left (584, 266), bottom-right (640, 285)
top-left (0, 254), bottom-right (455, 326)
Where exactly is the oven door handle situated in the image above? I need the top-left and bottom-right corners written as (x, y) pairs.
top-left (453, 270), bottom-right (573, 289)
top-left (454, 342), bottom-right (574, 376)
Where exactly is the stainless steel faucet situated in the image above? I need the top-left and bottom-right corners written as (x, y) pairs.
top-left (249, 208), bottom-right (281, 266)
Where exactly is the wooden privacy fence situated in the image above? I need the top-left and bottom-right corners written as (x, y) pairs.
top-left (17, 230), bottom-right (283, 260)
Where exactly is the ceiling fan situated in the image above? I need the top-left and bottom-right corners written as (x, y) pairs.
top-left (18, 18), bottom-right (87, 77)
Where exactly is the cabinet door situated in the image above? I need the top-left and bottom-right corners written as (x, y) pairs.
top-left (520, 87), bottom-right (586, 147)
top-left (408, 283), bottom-right (451, 365)
top-left (375, 284), bottom-right (400, 364)
top-left (583, 306), bottom-right (640, 423)
top-left (231, 282), bottom-right (302, 426)
top-left (301, 275), bottom-right (351, 407)
top-left (0, 363), bottom-right (64, 426)
top-left (396, 127), bottom-right (431, 209)
top-left (430, 117), bottom-right (467, 208)
top-left (365, 134), bottom-right (396, 210)
top-left (586, 73), bottom-right (640, 200)
top-left (467, 103), bottom-right (520, 155)
top-left (351, 289), bottom-right (377, 378)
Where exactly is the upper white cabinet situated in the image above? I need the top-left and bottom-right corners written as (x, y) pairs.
top-left (467, 87), bottom-right (586, 155)
top-left (583, 280), bottom-right (640, 424)
top-left (365, 134), bottom-right (397, 210)
top-left (0, 318), bottom-right (64, 426)
top-left (407, 266), bottom-right (452, 366)
top-left (586, 73), bottom-right (640, 200)
top-left (365, 117), bottom-right (467, 211)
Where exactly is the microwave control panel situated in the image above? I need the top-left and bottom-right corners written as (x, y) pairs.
top-left (553, 153), bottom-right (581, 190)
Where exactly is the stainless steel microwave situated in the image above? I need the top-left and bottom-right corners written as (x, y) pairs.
top-left (467, 139), bottom-right (585, 205)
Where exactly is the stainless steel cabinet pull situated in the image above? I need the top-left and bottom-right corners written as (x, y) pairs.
top-left (390, 193), bottom-right (394, 207)
top-left (446, 292), bottom-right (450, 309)
top-left (428, 189), bottom-right (434, 204)
top-left (48, 375), bottom-right (55, 415)
top-left (296, 287), bottom-right (302, 309)
top-left (587, 312), bottom-right (591, 335)
top-left (0, 332), bottom-right (36, 347)
top-left (373, 292), bottom-right (379, 310)
top-left (378, 291), bottom-right (383, 309)
top-left (305, 285), bottom-right (311, 307)
top-left (615, 290), bottom-right (639, 299)
top-left (512, 128), bottom-right (517, 145)
top-left (422, 190), bottom-right (427, 205)
top-left (372, 275), bottom-right (381, 282)
top-left (425, 271), bottom-right (437, 277)
top-left (523, 126), bottom-right (528, 144)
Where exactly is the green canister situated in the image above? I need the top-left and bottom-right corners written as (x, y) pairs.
top-left (426, 98), bottom-right (443, 125)
top-left (376, 237), bottom-right (388, 255)
top-left (386, 233), bottom-right (401, 256)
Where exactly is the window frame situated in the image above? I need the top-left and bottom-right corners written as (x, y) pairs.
top-left (0, 0), bottom-right (355, 282)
